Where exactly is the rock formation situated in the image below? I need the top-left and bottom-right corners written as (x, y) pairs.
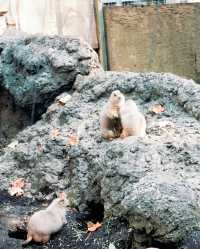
top-left (0, 31), bottom-right (100, 147)
top-left (0, 32), bottom-right (200, 249)
top-left (0, 31), bottom-right (99, 116)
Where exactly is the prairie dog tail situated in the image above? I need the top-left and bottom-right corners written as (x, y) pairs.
top-left (22, 235), bottom-right (32, 246)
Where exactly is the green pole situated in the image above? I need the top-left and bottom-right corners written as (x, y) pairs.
top-left (94, 0), bottom-right (108, 70)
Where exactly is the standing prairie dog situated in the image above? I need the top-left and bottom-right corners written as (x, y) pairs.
top-left (100, 90), bottom-right (125, 139)
top-left (120, 100), bottom-right (146, 137)
top-left (23, 195), bottom-right (70, 246)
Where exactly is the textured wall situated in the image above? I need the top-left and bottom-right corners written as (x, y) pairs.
top-left (104, 4), bottom-right (200, 82)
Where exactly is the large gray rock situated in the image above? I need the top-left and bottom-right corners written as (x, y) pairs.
top-left (0, 72), bottom-right (200, 248)
top-left (0, 31), bottom-right (100, 148)
top-left (0, 31), bottom-right (100, 116)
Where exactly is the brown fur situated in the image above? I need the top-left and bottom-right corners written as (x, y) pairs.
top-left (100, 90), bottom-right (125, 139)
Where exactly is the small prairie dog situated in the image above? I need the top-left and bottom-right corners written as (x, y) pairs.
top-left (100, 90), bottom-right (125, 139)
top-left (23, 195), bottom-right (70, 245)
top-left (120, 99), bottom-right (146, 137)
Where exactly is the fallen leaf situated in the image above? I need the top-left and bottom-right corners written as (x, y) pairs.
top-left (56, 94), bottom-right (71, 106)
top-left (9, 178), bottom-right (25, 197)
top-left (150, 104), bottom-right (165, 114)
top-left (87, 222), bottom-right (102, 232)
top-left (51, 128), bottom-right (61, 139)
top-left (68, 132), bottom-right (79, 145)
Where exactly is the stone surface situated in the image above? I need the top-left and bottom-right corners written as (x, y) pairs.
top-left (181, 231), bottom-right (200, 249)
top-left (0, 31), bottom-right (100, 117)
top-left (0, 31), bottom-right (101, 149)
top-left (0, 72), bottom-right (200, 248)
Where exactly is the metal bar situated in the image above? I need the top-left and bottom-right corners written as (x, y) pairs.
top-left (94, 0), bottom-right (108, 70)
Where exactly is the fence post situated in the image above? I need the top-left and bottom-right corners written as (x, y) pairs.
top-left (94, 0), bottom-right (108, 70)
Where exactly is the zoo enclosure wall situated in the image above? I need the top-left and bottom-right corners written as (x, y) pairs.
top-left (103, 3), bottom-right (200, 82)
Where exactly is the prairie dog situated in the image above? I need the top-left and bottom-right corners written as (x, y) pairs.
top-left (23, 196), bottom-right (70, 245)
top-left (100, 90), bottom-right (125, 139)
top-left (120, 100), bottom-right (146, 137)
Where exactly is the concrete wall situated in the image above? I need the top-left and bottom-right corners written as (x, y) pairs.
top-left (104, 3), bottom-right (200, 82)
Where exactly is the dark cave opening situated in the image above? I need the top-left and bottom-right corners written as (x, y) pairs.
top-left (150, 239), bottom-right (178, 249)
top-left (0, 86), bottom-right (31, 149)
top-left (8, 229), bottom-right (27, 241)
top-left (85, 201), bottom-right (105, 223)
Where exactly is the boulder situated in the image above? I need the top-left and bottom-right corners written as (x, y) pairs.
top-left (0, 31), bottom-right (100, 148)
top-left (0, 31), bottom-right (100, 117)
top-left (1, 71), bottom-right (200, 248)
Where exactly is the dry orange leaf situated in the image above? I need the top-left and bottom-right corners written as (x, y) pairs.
top-left (150, 104), bottom-right (165, 114)
top-left (51, 128), bottom-right (61, 139)
top-left (56, 95), bottom-right (71, 106)
top-left (9, 178), bottom-right (25, 197)
top-left (87, 222), bottom-right (102, 232)
top-left (68, 132), bottom-right (79, 145)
